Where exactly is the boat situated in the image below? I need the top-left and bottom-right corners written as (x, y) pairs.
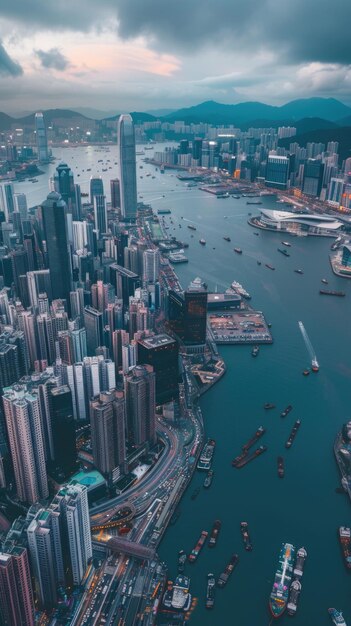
top-left (269, 543), bottom-right (295, 619)
top-left (281, 405), bottom-right (292, 418)
top-left (264, 403), bottom-right (275, 410)
top-left (231, 280), bottom-right (251, 299)
top-left (206, 573), bottom-right (216, 609)
top-left (328, 608), bottom-right (348, 626)
top-left (208, 520), bottom-right (221, 548)
top-left (223, 236), bottom-right (231, 242)
top-left (234, 247), bottom-right (243, 254)
top-left (339, 527), bottom-right (351, 569)
top-left (247, 200), bottom-right (262, 205)
top-left (191, 487), bottom-right (201, 501)
top-left (265, 264), bottom-right (275, 270)
top-left (197, 439), bottom-right (216, 471)
top-left (257, 260), bottom-right (262, 265)
top-left (241, 426), bottom-right (266, 454)
top-left (203, 469), bottom-right (214, 489)
top-left (253, 232), bottom-right (259, 236)
top-left (199, 239), bottom-right (206, 245)
top-left (240, 521), bottom-right (253, 551)
top-left (232, 195), bottom-right (241, 199)
top-left (321, 278), bottom-right (328, 284)
top-left (169, 575), bottom-right (192, 612)
top-left (320, 290), bottom-right (346, 297)
top-left (311, 358), bottom-right (320, 372)
top-left (285, 420), bottom-right (301, 449)
top-left (287, 579), bottom-right (301, 616)
top-left (303, 369), bottom-right (310, 376)
top-left (217, 554), bottom-right (239, 588)
top-left (178, 549), bottom-right (187, 573)
top-left (282, 241), bottom-right (291, 247)
top-left (170, 509), bottom-right (181, 525)
top-left (233, 445), bottom-right (267, 468)
top-left (251, 345), bottom-right (259, 357)
top-left (187, 224), bottom-right (196, 230)
top-left (295, 269), bottom-right (304, 274)
top-left (277, 456), bottom-right (284, 478)
top-left (188, 530), bottom-right (208, 562)
top-left (293, 547), bottom-right (307, 578)
top-left (278, 248), bottom-right (290, 257)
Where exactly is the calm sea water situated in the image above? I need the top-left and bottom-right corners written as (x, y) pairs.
top-left (16, 146), bottom-right (351, 625)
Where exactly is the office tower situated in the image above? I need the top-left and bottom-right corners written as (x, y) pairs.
top-left (0, 183), bottom-right (14, 220)
top-left (143, 248), bottom-right (160, 283)
top-left (122, 340), bottom-right (137, 373)
top-left (302, 159), bottom-right (325, 197)
top-left (11, 249), bottom-right (28, 294)
top-left (184, 282), bottom-right (207, 345)
top-left (109, 263), bottom-right (140, 309)
top-left (35, 112), bottom-right (49, 163)
top-left (124, 364), bottom-right (156, 447)
top-left (89, 176), bottom-right (104, 205)
top-left (192, 137), bottom-right (203, 162)
top-left (18, 310), bottom-right (38, 368)
top-left (41, 192), bottom-right (72, 303)
top-left (0, 547), bottom-right (35, 626)
top-left (49, 386), bottom-right (76, 477)
top-left (54, 163), bottom-right (75, 213)
top-left (118, 114), bottom-right (137, 220)
top-left (265, 154), bottom-right (289, 189)
top-left (70, 328), bottom-right (87, 362)
top-left (13, 192), bottom-right (28, 218)
top-left (90, 390), bottom-right (126, 483)
top-left (27, 508), bottom-right (64, 608)
top-left (27, 269), bottom-right (52, 307)
top-left (72, 220), bottom-right (89, 251)
top-left (93, 194), bottom-right (107, 235)
top-left (137, 334), bottom-right (179, 404)
top-left (74, 184), bottom-right (82, 221)
top-left (52, 483), bottom-right (92, 585)
top-left (2, 385), bottom-right (48, 503)
top-left (110, 178), bottom-right (121, 209)
top-left (84, 306), bottom-right (103, 354)
top-left (112, 329), bottom-right (129, 372)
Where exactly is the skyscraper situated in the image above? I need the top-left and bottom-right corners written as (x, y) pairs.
top-left (143, 248), bottom-right (160, 283)
top-left (89, 176), bottom-right (104, 205)
top-left (0, 546), bottom-right (35, 626)
top-left (90, 390), bottom-right (126, 484)
top-left (118, 114), bottom-right (137, 221)
top-left (110, 178), bottom-right (121, 209)
top-left (0, 183), bottom-right (14, 220)
top-left (93, 195), bottom-right (107, 235)
top-left (265, 154), bottom-right (290, 190)
top-left (83, 306), bottom-right (103, 354)
top-left (49, 386), bottom-right (77, 478)
top-left (137, 334), bottom-right (179, 404)
top-left (54, 163), bottom-right (75, 213)
top-left (124, 364), bottom-right (156, 447)
top-left (35, 112), bottom-right (49, 163)
top-left (41, 192), bottom-right (72, 303)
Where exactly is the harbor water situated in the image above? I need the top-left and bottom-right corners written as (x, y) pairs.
top-left (17, 145), bottom-right (351, 625)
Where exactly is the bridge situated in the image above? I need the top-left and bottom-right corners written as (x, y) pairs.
top-left (92, 536), bottom-right (156, 561)
top-left (90, 502), bottom-right (136, 531)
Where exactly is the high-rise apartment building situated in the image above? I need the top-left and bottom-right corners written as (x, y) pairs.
top-left (118, 114), bottom-right (137, 221)
top-left (0, 546), bottom-right (35, 626)
top-left (124, 364), bottom-right (156, 447)
top-left (143, 248), bottom-right (160, 283)
top-left (90, 390), bottom-right (126, 483)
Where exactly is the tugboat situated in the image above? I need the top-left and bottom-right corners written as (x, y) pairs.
top-left (223, 236), bottom-right (231, 242)
top-left (264, 403), bottom-right (276, 410)
top-left (208, 520), bottom-right (221, 548)
top-left (269, 543), bottom-right (295, 619)
top-left (251, 345), bottom-right (260, 357)
top-left (234, 247), bottom-right (243, 254)
top-left (240, 521), bottom-right (253, 551)
top-left (178, 550), bottom-right (187, 573)
top-left (277, 456), bottom-right (284, 478)
top-left (188, 530), bottom-right (208, 562)
top-left (281, 405), bottom-right (293, 418)
top-left (217, 554), bottom-right (239, 588)
top-left (339, 527), bottom-right (351, 569)
top-left (293, 547), bottom-right (307, 578)
top-left (206, 573), bottom-right (216, 609)
top-left (203, 469), bottom-right (214, 489)
top-left (328, 608), bottom-right (348, 626)
top-left (287, 579), bottom-right (301, 616)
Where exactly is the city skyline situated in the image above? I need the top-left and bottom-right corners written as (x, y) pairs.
top-left (0, 1), bottom-right (351, 112)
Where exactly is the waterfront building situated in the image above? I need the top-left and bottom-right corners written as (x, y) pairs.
top-left (40, 192), bottom-right (72, 303)
top-left (265, 154), bottom-right (289, 190)
top-left (302, 159), bottom-right (324, 197)
top-left (137, 334), bottom-right (179, 404)
top-left (257, 209), bottom-right (343, 235)
top-left (90, 390), bottom-right (126, 484)
top-left (90, 176), bottom-right (104, 205)
top-left (34, 112), bottom-right (49, 163)
top-left (118, 114), bottom-right (137, 221)
top-left (341, 244), bottom-right (351, 268)
top-left (0, 547), bottom-right (35, 626)
top-left (2, 385), bottom-right (48, 503)
top-left (124, 364), bottom-right (156, 447)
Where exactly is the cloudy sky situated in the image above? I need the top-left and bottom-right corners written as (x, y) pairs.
top-left (0, 0), bottom-right (350, 114)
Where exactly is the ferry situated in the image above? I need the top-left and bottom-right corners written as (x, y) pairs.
top-left (285, 420), bottom-right (301, 449)
top-left (293, 547), bottom-right (307, 578)
top-left (217, 554), bottom-right (239, 587)
top-left (281, 241), bottom-right (291, 247)
top-left (206, 574), bottom-right (216, 609)
top-left (277, 456), bottom-right (284, 478)
top-left (208, 520), bottom-right (221, 548)
top-left (269, 543), bottom-right (296, 618)
top-left (188, 530), bottom-right (208, 562)
top-left (197, 439), bottom-right (216, 471)
top-left (287, 579), bottom-right (301, 616)
top-left (231, 280), bottom-right (251, 299)
top-left (234, 247), bottom-right (243, 254)
top-left (339, 527), bottom-right (351, 569)
top-left (163, 575), bottom-right (192, 612)
top-left (328, 608), bottom-right (348, 626)
top-left (240, 521), bottom-right (253, 551)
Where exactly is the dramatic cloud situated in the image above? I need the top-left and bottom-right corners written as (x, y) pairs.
top-left (0, 41), bottom-right (23, 77)
top-left (35, 48), bottom-right (69, 71)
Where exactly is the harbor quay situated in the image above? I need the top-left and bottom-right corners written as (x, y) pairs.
top-left (208, 310), bottom-right (272, 345)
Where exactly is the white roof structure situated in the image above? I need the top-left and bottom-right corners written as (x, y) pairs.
top-left (260, 209), bottom-right (343, 231)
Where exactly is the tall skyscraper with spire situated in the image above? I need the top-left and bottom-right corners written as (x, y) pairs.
top-left (117, 114), bottom-right (137, 221)
top-left (35, 112), bottom-right (49, 163)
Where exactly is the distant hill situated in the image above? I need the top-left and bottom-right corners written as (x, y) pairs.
top-left (164, 98), bottom-right (351, 126)
top-left (0, 112), bottom-right (15, 132)
top-left (13, 109), bottom-right (92, 127)
top-left (146, 108), bottom-right (176, 117)
top-left (294, 117), bottom-right (339, 134)
top-left (279, 126), bottom-right (351, 162)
